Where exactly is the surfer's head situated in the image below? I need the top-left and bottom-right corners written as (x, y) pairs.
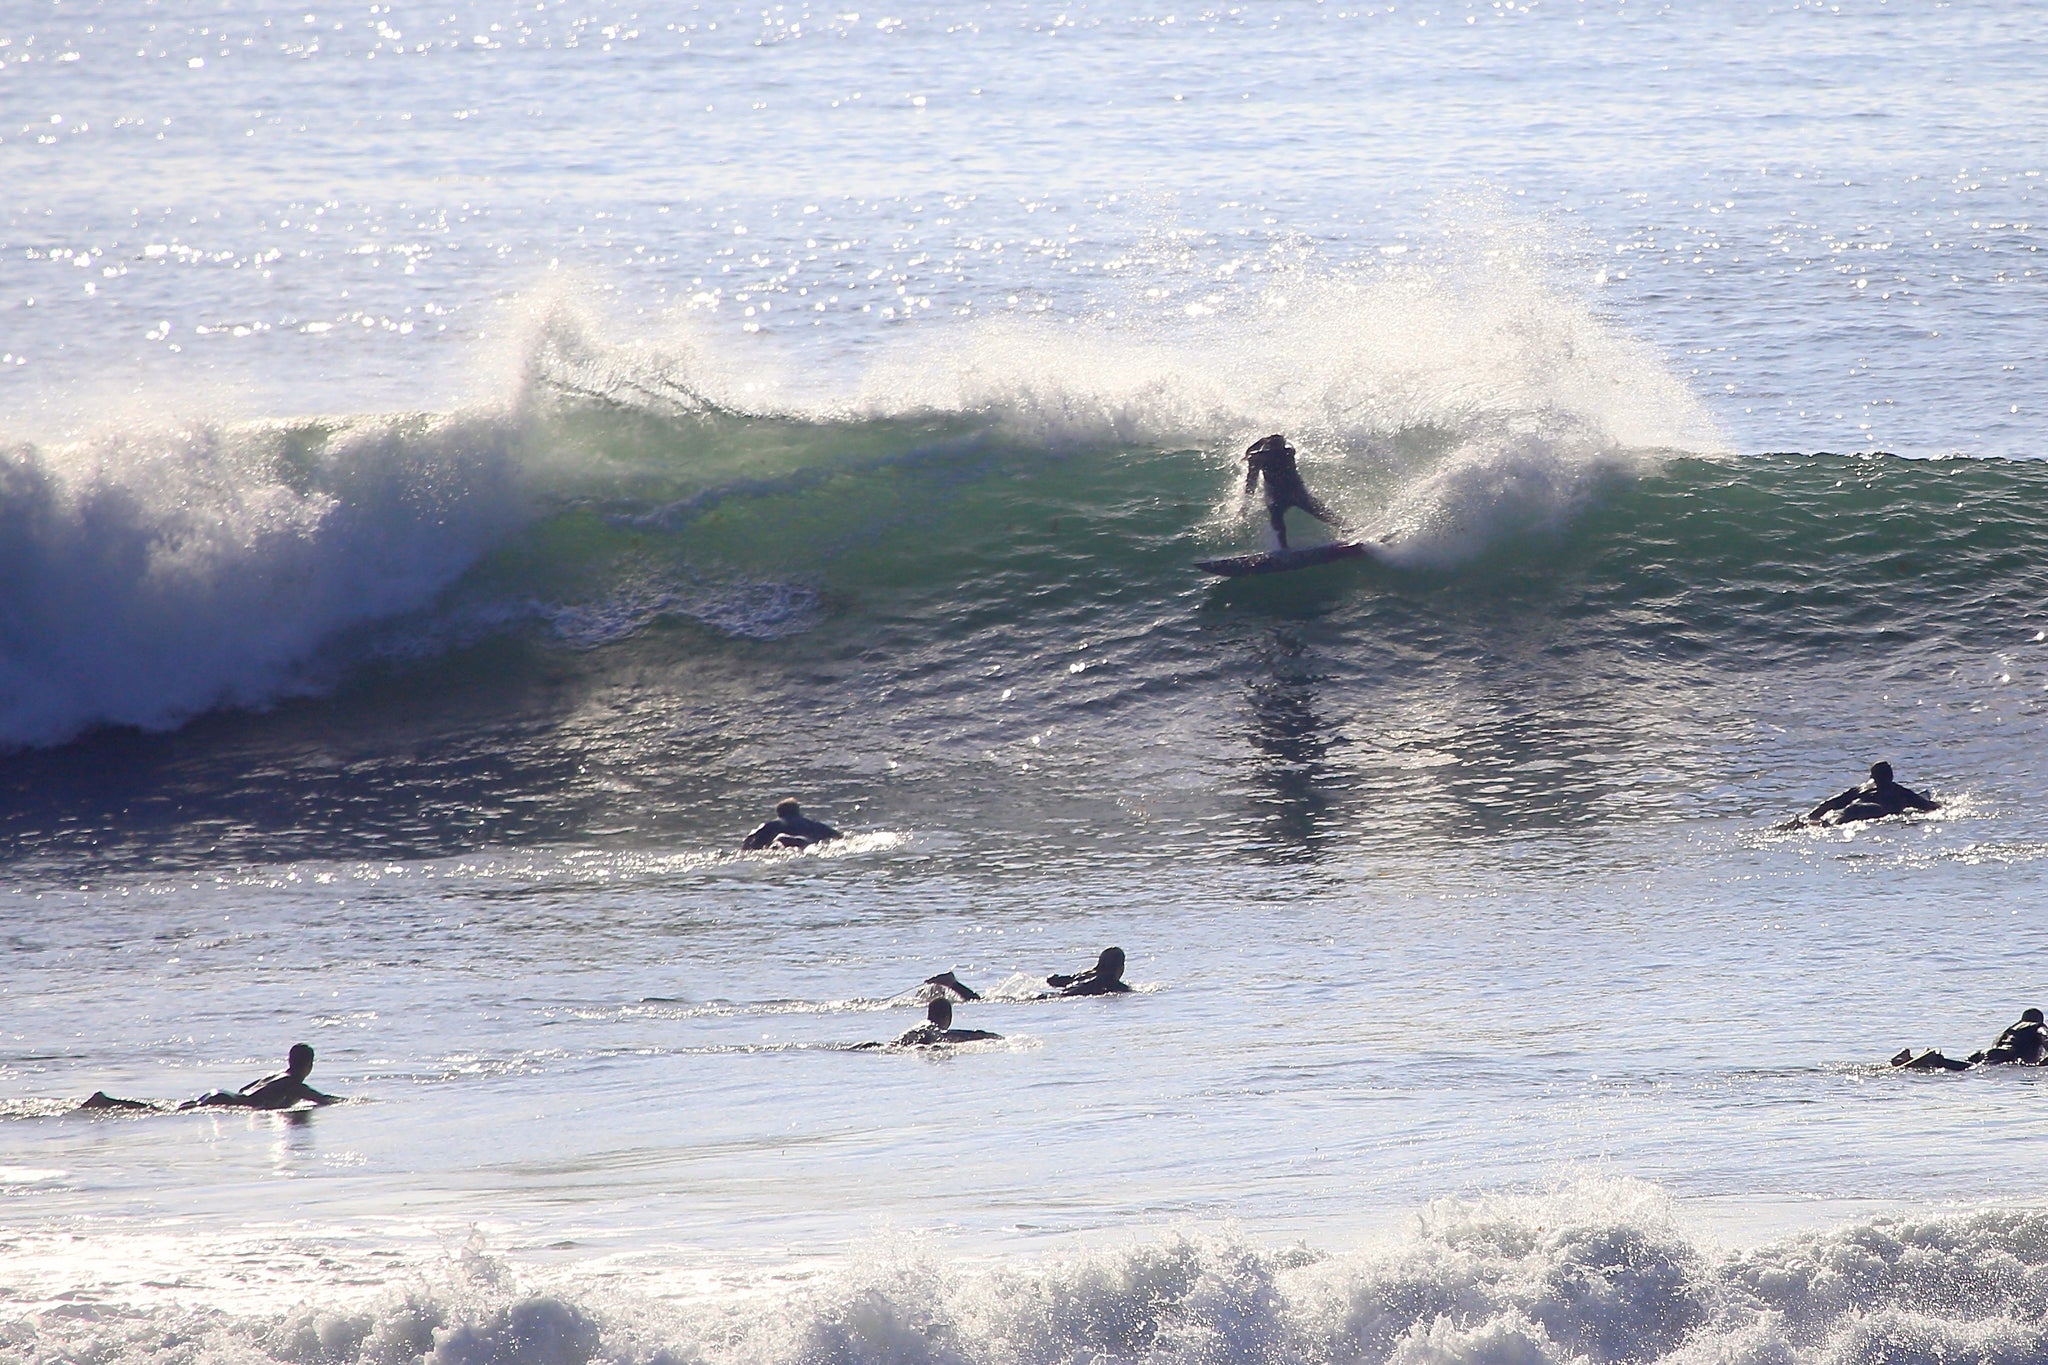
top-left (775, 796), bottom-right (803, 818)
top-left (1869, 762), bottom-right (1894, 784)
top-left (2023, 1008), bottom-right (2044, 1025)
top-left (1096, 946), bottom-right (1126, 981)
top-left (286, 1043), bottom-right (315, 1078)
top-left (927, 998), bottom-right (954, 1028)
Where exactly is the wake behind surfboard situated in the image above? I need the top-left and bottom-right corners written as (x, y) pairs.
top-left (1195, 541), bottom-right (1377, 578)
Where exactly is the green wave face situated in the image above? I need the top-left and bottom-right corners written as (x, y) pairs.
top-left (483, 393), bottom-right (2048, 672)
top-left (8, 399), bottom-right (2046, 870)
top-left (9, 293), bottom-right (2047, 873)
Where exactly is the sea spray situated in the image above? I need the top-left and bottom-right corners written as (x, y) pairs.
top-left (0, 409), bottom-right (535, 749)
top-left (11, 1183), bottom-right (2048, 1365)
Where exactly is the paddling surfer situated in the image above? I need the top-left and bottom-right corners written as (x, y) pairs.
top-left (855, 998), bottom-right (1002, 1049)
top-left (1887, 1007), bottom-right (2045, 1072)
top-left (1045, 946), bottom-right (1133, 997)
top-left (1243, 434), bottom-right (1343, 550)
top-left (920, 947), bottom-right (1133, 1001)
top-left (179, 1043), bottom-right (341, 1110)
top-left (741, 797), bottom-right (842, 851)
top-left (80, 1042), bottom-right (342, 1112)
top-left (1973, 1008), bottom-right (2047, 1066)
top-left (1800, 762), bottom-right (1940, 826)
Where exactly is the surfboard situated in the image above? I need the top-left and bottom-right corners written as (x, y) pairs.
top-left (1195, 541), bottom-right (1375, 578)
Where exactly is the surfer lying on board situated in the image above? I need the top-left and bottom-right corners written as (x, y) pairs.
top-left (83, 1043), bottom-right (343, 1112)
top-left (1889, 1008), bottom-right (2045, 1072)
top-left (1797, 762), bottom-right (1940, 826)
top-left (921, 947), bottom-right (1133, 1001)
top-left (178, 1043), bottom-right (342, 1110)
top-left (1046, 946), bottom-right (1133, 996)
top-left (854, 998), bottom-right (1003, 1049)
top-left (1243, 434), bottom-right (1344, 550)
top-left (741, 797), bottom-right (842, 851)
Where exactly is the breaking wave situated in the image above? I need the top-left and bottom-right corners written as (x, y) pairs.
top-left (10, 256), bottom-right (2047, 753)
top-left (10, 1181), bottom-right (2048, 1364)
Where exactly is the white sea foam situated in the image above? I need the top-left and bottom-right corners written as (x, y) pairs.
top-left (11, 1182), bottom-right (2048, 1365)
top-left (0, 409), bottom-right (531, 748)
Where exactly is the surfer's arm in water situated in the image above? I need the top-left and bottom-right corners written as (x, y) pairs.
top-left (182, 1076), bottom-right (338, 1110)
top-left (244, 1077), bottom-right (338, 1107)
top-left (1803, 785), bottom-right (1864, 823)
top-left (939, 1028), bottom-right (1002, 1043)
top-left (740, 821), bottom-right (784, 851)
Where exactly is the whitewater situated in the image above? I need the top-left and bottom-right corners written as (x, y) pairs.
top-left (6, 2), bottom-right (2048, 1363)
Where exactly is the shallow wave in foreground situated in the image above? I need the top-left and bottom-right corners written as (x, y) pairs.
top-left (9, 1180), bottom-right (2048, 1364)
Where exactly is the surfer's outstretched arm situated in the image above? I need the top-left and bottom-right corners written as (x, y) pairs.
top-left (1804, 786), bottom-right (1859, 823)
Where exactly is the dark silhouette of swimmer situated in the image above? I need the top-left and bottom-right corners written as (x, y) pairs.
top-left (741, 797), bottom-right (842, 851)
top-left (1889, 1008), bottom-right (2046, 1072)
top-left (856, 998), bottom-right (1002, 1049)
top-left (177, 1043), bottom-right (341, 1110)
top-left (923, 970), bottom-right (981, 1001)
top-left (1046, 946), bottom-right (1132, 997)
top-left (1243, 434), bottom-right (1344, 550)
top-left (1972, 1008), bottom-right (2047, 1066)
top-left (1803, 762), bottom-right (1940, 826)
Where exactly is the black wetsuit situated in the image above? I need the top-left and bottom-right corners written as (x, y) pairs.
top-left (1046, 971), bottom-right (1131, 997)
top-left (1976, 1017), bottom-right (2047, 1065)
top-left (180, 1072), bottom-right (338, 1110)
top-left (1245, 447), bottom-right (1340, 550)
top-left (741, 814), bottom-right (842, 851)
top-left (1807, 777), bottom-right (1939, 825)
top-left (855, 1024), bottom-right (1002, 1049)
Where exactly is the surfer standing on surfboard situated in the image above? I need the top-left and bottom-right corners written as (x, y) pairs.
top-left (1243, 434), bottom-right (1344, 549)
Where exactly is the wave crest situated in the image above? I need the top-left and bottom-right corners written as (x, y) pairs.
top-left (16, 1184), bottom-right (2048, 1365)
top-left (0, 409), bottom-right (529, 747)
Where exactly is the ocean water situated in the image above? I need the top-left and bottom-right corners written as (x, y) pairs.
top-left (7, 1), bottom-right (2048, 1362)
